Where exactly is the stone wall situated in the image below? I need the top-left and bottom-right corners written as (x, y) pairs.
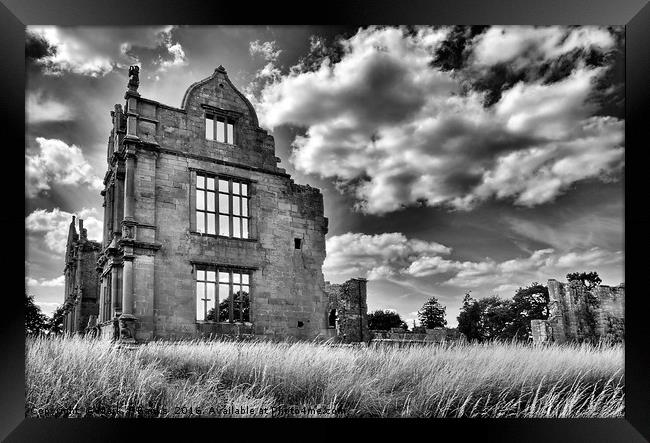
top-left (62, 217), bottom-right (102, 334)
top-left (531, 279), bottom-right (624, 343)
top-left (95, 66), bottom-right (331, 341)
top-left (370, 327), bottom-right (462, 343)
top-left (325, 278), bottom-right (369, 343)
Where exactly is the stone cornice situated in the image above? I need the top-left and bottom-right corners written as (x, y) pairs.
top-left (187, 167), bottom-right (258, 183)
top-left (200, 104), bottom-right (244, 121)
top-left (190, 259), bottom-right (259, 271)
top-left (119, 238), bottom-right (162, 252)
top-left (138, 144), bottom-right (290, 179)
top-left (136, 95), bottom-right (186, 114)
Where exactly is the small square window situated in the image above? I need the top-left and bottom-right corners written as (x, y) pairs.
top-left (205, 114), bottom-right (236, 144)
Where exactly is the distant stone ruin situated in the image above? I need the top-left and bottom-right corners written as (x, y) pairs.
top-left (62, 217), bottom-right (102, 334)
top-left (325, 278), bottom-right (370, 343)
top-left (370, 327), bottom-right (463, 344)
top-left (531, 279), bottom-right (624, 344)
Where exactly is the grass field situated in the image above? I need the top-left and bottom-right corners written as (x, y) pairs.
top-left (25, 335), bottom-right (624, 418)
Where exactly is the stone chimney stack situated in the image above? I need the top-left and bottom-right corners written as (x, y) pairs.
top-left (68, 215), bottom-right (78, 243)
top-left (79, 219), bottom-right (87, 240)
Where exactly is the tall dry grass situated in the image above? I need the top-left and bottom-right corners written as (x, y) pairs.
top-left (25, 335), bottom-right (624, 418)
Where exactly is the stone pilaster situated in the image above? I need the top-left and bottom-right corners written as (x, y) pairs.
top-left (111, 263), bottom-right (120, 318)
top-left (123, 146), bottom-right (136, 223)
top-left (119, 253), bottom-right (137, 342)
top-left (121, 254), bottom-right (134, 315)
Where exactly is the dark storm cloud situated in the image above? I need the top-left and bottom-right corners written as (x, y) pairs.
top-left (430, 25), bottom-right (489, 71)
top-left (25, 31), bottom-right (57, 62)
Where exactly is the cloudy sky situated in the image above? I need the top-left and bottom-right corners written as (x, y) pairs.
top-left (25, 25), bottom-right (625, 327)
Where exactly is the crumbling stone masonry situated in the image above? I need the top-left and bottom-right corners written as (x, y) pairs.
top-left (531, 279), bottom-right (625, 343)
top-left (82, 64), bottom-right (342, 342)
top-left (62, 216), bottom-right (102, 334)
top-left (370, 328), bottom-right (462, 343)
top-left (325, 278), bottom-right (370, 343)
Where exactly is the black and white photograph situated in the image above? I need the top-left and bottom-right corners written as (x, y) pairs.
top-left (23, 22), bottom-right (631, 420)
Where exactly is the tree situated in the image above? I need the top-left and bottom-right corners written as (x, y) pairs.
top-left (457, 292), bottom-right (482, 341)
top-left (457, 292), bottom-right (513, 342)
top-left (566, 271), bottom-right (601, 289)
top-left (368, 310), bottom-right (408, 331)
top-left (505, 283), bottom-right (549, 340)
top-left (417, 296), bottom-right (447, 328)
top-left (25, 293), bottom-right (48, 336)
top-left (479, 296), bottom-right (513, 340)
top-left (48, 305), bottom-right (68, 335)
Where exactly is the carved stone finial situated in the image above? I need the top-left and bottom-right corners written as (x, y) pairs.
top-left (216, 65), bottom-right (226, 73)
top-left (128, 65), bottom-right (140, 91)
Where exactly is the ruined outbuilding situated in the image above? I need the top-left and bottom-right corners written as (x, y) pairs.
top-left (61, 216), bottom-right (102, 334)
top-left (325, 278), bottom-right (370, 343)
top-left (59, 65), bottom-right (372, 343)
top-left (370, 328), bottom-right (463, 344)
top-left (531, 279), bottom-right (625, 344)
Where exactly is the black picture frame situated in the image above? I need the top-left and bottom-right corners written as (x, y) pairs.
top-left (5, 0), bottom-right (649, 440)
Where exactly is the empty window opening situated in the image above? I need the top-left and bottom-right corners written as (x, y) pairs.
top-left (294, 238), bottom-right (302, 249)
top-left (205, 114), bottom-right (235, 144)
top-left (196, 173), bottom-right (250, 238)
top-left (297, 321), bottom-right (304, 328)
top-left (196, 267), bottom-right (251, 323)
top-left (328, 309), bottom-right (337, 328)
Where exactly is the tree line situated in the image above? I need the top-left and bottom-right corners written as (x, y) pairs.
top-left (368, 271), bottom-right (603, 341)
top-left (25, 293), bottom-right (68, 336)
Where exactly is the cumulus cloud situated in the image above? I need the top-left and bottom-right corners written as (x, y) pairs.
top-left (324, 232), bottom-right (452, 281)
top-left (27, 27), bottom-right (114, 77)
top-left (470, 26), bottom-right (615, 68)
top-left (121, 25), bottom-right (188, 72)
top-left (159, 42), bottom-right (187, 70)
top-left (26, 137), bottom-right (103, 197)
top-left (26, 91), bottom-right (73, 123)
top-left (254, 26), bottom-right (624, 215)
top-left (26, 275), bottom-right (65, 288)
top-left (27, 26), bottom-right (188, 78)
top-left (243, 40), bottom-right (284, 98)
top-left (324, 232), bottom-right (623, 295)
top-left (26, 207), bottom-right (103, 254)
top-left (249, 40), bottom-right (282, 62)
top-left (411, 246), bottom-right (623, 290)
top-left (255, 62), bottom-right (282, 81)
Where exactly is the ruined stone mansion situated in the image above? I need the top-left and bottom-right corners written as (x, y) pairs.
top-left (531, 279), bottom-right (625, 344)
top-left (61, 65), bottom-right (368, 343)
